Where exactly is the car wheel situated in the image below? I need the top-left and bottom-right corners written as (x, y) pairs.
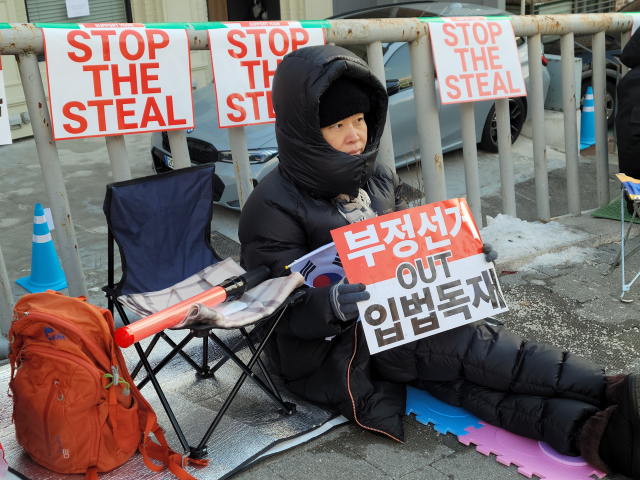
top-left (580, 78), bottom-right (616, 127)
top-left (479, 97), bottom-right (526, 153)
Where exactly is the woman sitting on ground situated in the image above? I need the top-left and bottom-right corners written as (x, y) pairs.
top-left (238, 44), bottom-right (639, 479)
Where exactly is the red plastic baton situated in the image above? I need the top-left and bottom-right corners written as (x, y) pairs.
top-left (114, 266), bottom-right (271, 348)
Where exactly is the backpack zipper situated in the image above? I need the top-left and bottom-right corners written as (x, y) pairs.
top-left (24, 345), bottom-right (103, 464)
top-left (43, 379), bottom-right (59, 456)
top-left (20, 312), bottom-right (111, 371)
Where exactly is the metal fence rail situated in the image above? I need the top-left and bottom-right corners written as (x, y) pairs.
top-left (0, 14), bottom-right (635, 335)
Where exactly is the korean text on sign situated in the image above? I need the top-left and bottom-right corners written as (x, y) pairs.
top-left (42, 23), bottom-right (194, 140)
top-left (331, 199), bottom-right (508, 354)
top-left (425, 17), bottom-right (526, 105)
top-left (208, 21), bottom-right (325, 128)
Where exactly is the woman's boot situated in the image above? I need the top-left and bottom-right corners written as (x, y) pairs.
top-left (581, 374), bottom-right (640, 479)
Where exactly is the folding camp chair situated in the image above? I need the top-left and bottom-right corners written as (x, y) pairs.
top-left (102, 164), bottom-right (299, 460)
top-left (607, 174), bottom-right (640, 302)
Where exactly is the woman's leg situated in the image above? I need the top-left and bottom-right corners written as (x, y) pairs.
top-left (373, 321), bottom-right (607, 406)
top-left (371, 321), bottom-right (608, 455)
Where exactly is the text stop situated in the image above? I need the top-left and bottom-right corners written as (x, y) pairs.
top-left (208, 21), bottom-right (325, 128)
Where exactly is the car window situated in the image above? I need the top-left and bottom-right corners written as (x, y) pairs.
top-left (341, 43), bottom-right (393, 64)
top-left (336, 7), bottom-right (440, 19)
top-left (385, 44), bottom-right (412, 88)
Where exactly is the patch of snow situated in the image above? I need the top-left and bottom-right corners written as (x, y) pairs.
top-left (481, 214), bottom-right (588, 261)
top-left (523, 247), bottom-right (598, 269)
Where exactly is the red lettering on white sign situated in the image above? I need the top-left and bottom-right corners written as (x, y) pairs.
top-left (43, 24), bottom-right (194, 140)
top-left (209, 22), bottom-right (325, 128)
top-left (427, 17), bottom-right (526, 105)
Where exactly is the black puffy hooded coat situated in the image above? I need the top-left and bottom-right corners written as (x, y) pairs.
top-left (616, 28), bottom-right (640, 178)
top-left (239, 45), bottom-right (607, 453)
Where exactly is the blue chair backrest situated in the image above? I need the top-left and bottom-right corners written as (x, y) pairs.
top-left (103, 165), bottom-right (220, 296)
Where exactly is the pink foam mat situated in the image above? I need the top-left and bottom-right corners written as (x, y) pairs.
top-left (459, 422), bottom-right (607, 480)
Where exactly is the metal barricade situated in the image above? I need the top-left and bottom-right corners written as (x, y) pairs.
top-left (0, 14), bottom-right (634, 334)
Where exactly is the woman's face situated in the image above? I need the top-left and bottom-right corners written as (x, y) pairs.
top-left (321, 113), bottom-right (367, 156)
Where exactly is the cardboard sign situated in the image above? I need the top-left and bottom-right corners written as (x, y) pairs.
top-left (42, 23), bottom-right (194, 140)
top-left (425, 17), bottom-right (526, 105)
top-left (0, 54), bottom-right (11, 145)
top-left (331, 199), bottom-right (509, 354)
top-left (208, 21), bottom-right (325, 128)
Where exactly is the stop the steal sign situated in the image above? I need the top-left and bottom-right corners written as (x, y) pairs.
top-left (208, 21), bottom-right (325, 128)
top-left (42, 23), bottom-right (194, 140)
top-left (425, 17), bottom-right (526, 105)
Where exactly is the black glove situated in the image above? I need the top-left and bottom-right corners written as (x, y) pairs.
top-left (483, 243), bottom-right (498, 263)
top-left (329, 278), bottom-right (370, 321)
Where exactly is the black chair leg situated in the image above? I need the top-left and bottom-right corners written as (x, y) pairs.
top-left (136, 333), bottom-right (196, 390)
top-left (195, 335), bottom-right (215, 379)
top-left (207, 323), bottom-right (261, 374)
top-left (131, 339), bottom-right (191, 455)
top-left (239, 327), bottom-right (282, 402)
top-left (190, 308), bottom-right (296, 460)
top-left (131, 333), bottom-right (162, 380)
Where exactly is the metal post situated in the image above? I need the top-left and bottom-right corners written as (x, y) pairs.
top-left (460, 102), bottom-right (481, 224)
top-left (167, 130), bottom-right (191, 169)
top-left (621, 30), bottom-right (631, 77)
top-left (366, 41), bottom-right (396, 172)
top-left (561, 33), bottom-right (582, 216)
top-left (593, 31), bottom-right (610, 207)
top-left (16, 52), bottom-right (88, 298)
top-left (527, 34), bottom-right (550, 222)
top-left (0, 246), bottom-right (14, 337)
top-left (228, 126), bottom-right (254, 209)
top-left (409, 33), bottom-right (446, 203)
top-left (521, 0), bottom-right (526, 15)
top-left (105, 135), bottom-right (132, 182)
top-left (496, 98), bottom-right (516, 217)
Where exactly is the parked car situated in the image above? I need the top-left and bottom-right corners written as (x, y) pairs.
top-left (151, 1), bottom-right (550, 210)
top-left (541, 33), bottom-right (621, 126)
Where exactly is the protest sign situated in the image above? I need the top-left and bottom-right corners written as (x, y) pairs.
top-left (42, 23), bottom-right (194, 140)
top-left (208, 21), bottom-right (325, 128)
top-left (424, 17), bottom-right (526, 105)
top-left (331, 199), bottom-right (508, 354)
top-left (0, 54), bottom-right (11, 145)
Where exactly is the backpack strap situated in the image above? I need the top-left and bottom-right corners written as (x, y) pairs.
top-left (85, 467), bottom-right (98, 480)
top-left (138, 408), bottom-right (206, 480)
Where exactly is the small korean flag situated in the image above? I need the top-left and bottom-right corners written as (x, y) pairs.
top-left (288, 242), bottom-right (345, 288)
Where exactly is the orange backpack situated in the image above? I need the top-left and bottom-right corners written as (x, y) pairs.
top-left (8, 291), bottom-right (206, 479)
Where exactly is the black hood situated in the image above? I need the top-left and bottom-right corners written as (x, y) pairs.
top-left (271, 45), bottom-right (389, 199)
top-left (621, 27), bottom-right (640, 69)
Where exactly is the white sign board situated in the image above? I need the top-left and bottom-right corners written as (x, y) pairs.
top-left (331, 200), bottom-right (509, 354)
top-left (65, 0), bottom-right (90, 18)
top-left (0, 55), bottom-right (11, 145)
top-left (426, 17), bottom-right (526, 105)
top-left (208, 21), bottom-right (325, 128)
top-left (42, 24), bottom-right (194, 140)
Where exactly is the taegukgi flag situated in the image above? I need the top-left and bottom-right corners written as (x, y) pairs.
top-left (288, 242), bottom-right (344, 288)
top-left (331, 199), bottom-right (508, 354)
